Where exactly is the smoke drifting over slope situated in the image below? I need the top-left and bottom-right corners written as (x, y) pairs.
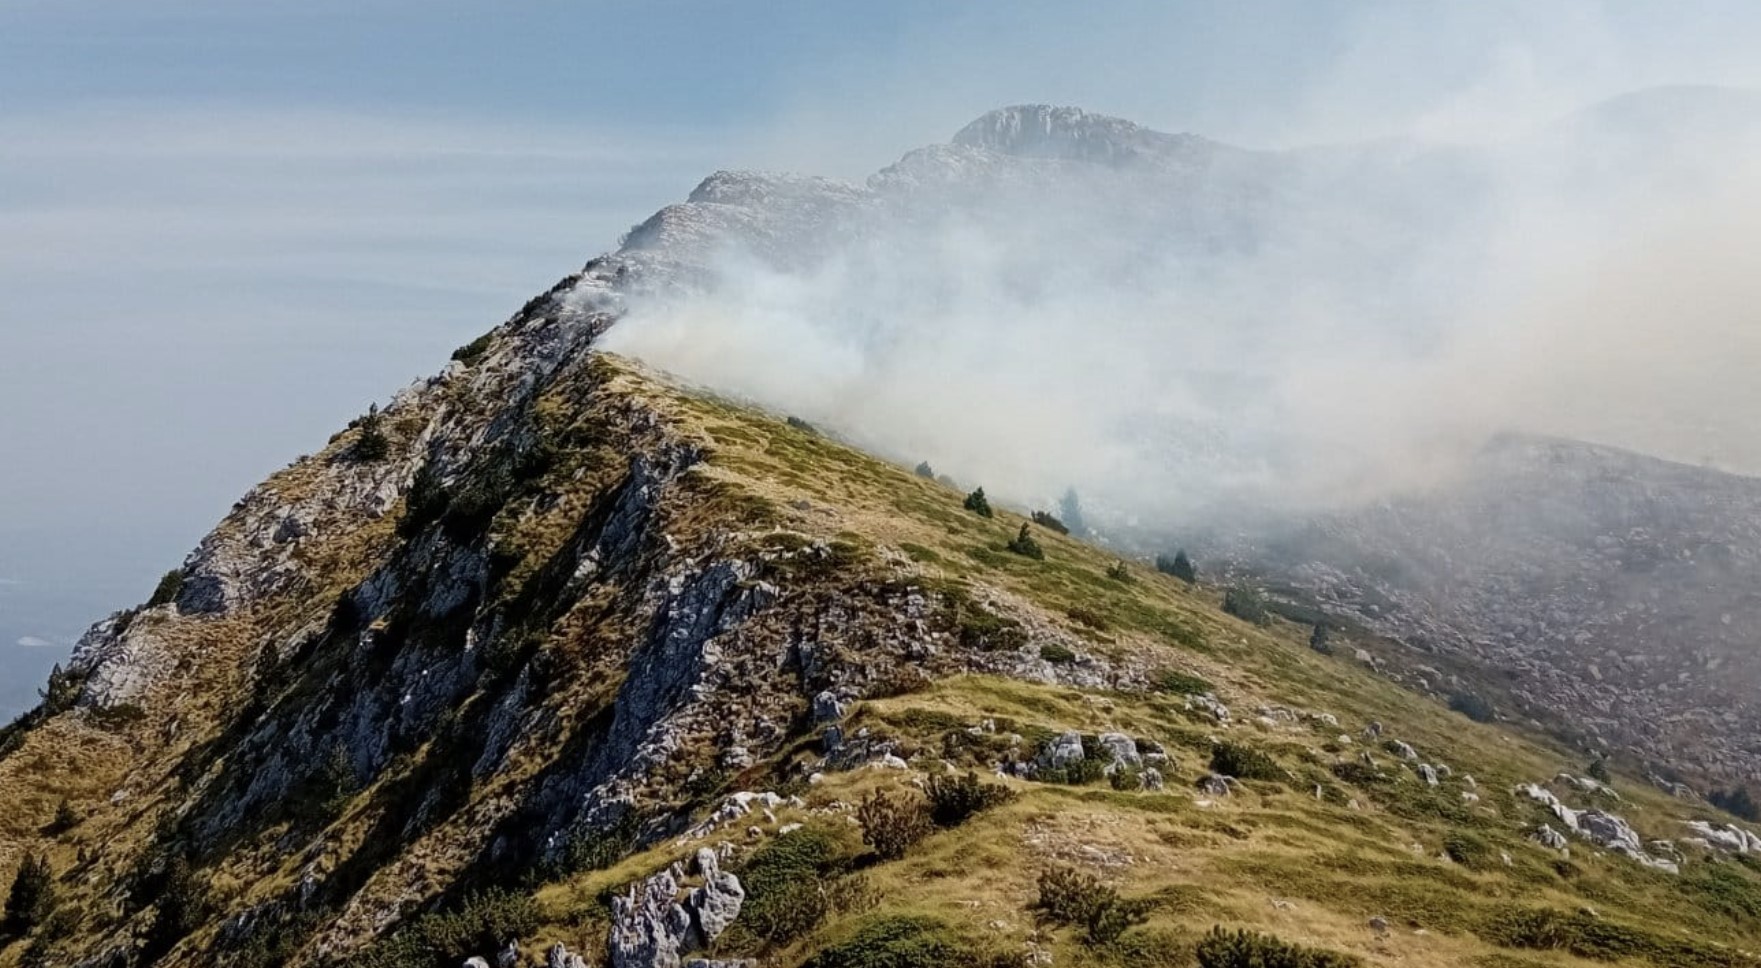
top-left (603, 92), bottom-right (1761, 523)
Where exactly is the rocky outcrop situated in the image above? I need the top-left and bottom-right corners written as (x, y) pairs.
top-left (1684, 820), bottom-right (1761, 854)
top-left (1517, 782), bottom-right (1677, 872)
top-left (608, 849), bottom-right (745, 968)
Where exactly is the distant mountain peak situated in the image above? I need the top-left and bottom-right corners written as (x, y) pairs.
top-left (951, 104), bottom-right (1211, 164)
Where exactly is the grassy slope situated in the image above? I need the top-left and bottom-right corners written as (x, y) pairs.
top-left (0, 349), bottom-right (1756, 968)
top-left (530, 356), bottom-right (1761, 968)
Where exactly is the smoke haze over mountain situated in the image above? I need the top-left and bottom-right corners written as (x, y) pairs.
top-left (604, 90), bottom-right (1761, 523)
top-left (12, 1), bottom-right (1761, 721)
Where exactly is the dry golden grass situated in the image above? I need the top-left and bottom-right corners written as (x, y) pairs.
top-left (2, 351), bottom-right (1754, 968)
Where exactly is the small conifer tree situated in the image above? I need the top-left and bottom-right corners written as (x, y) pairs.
top-left (3, 853), bottom-right (53, 937)
top-left (354, 403), bottom-right (390, 461)
top-left (963, 487), bottom-right (993, 518)
top-left (1008, 524), bottom-right (1044, 560)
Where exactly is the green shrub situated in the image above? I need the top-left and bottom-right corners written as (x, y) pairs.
top-left (399, 463), bottom-right (451, 538)
top-left (1031, 511), bottom-right (1069, 534)
top-left (19, 904), bottom-right (77, 968)
top-left (88, 703), bottom-right (147, 730)
top-left (1040, 755), bottom-right (1107, 786)
top-left (552, 811), bottom-right (642, 878)
top-left (353, 404), bottom-right (391, 461)
top-left (924, 771), bottom-right (1015, 828)
top-left (350, 889), bottom-right (539, 968)
top-left (1032, 866), bottom-right (1152, 946)
top-left (857, 790), bottom-right (932, 861)
top-left (288, 743), bottom-right (359, 825)
top-left (801, 915), bottom-right (1000, 968)
top-left (1155, 551), bottom-right (1196, 584)
top-left (450, 332), bottom-right (494, 364)
top-left (1308, 623), bottom-right (1333, 655)
top-left (1678, 862), bottom-right (1761, 926)
top-left (1709, 786), bottom-right (1759, 822)
top-left (1210, 742), bottom-right (1285, 782)
top-left (3, 854), bottom-right (54, 938)
top-left (1066, 607), bottom-right (1109, 631)
top-left (35, 664), bottom-right (86, 718)
top-left (1222, 587), bottom-right (1269, 625)
top-left (915, 461), bottom-right (935, 479)
top-left (1329, 761), bottom-right (1388, 787)
top-left (1106, 560), bottom-right (1132, 582)
top-left (1109, 765), bottom-right (1144, 791)
top-left (953, 606), bottom-right (1026, 652)
top-left (1007, 524), bottom-right (1044, 560)
top-left (1039, 643), bottom-right (1077, 664)
top-left (1156, 669), bottom-right (1214, 696)
top-left (1449, 691), bottom-right (1496, 723)
top-left (787, 415), bottom-right (819, 436)
top-left (1586, 757), bottom-right (1611, 784)
top-left (963, 488), bottom-right (994, 518)
top-left (1475, 905), bottom-right (1744, 968)
top-left (1195, 927), bottom-right (1361, 967)
top-left (147, 569), bottom-right (184, 608)
top-left (738, 826), bottom-right (849, 944)
top-left (141, 857), bottom-right (209, 962)
top-left (46, 800), bottom-right (79, 835)
top-left (1444, 833), bottom-right (1495, 871)
top-left (217, 910), bottom-right (327, 968)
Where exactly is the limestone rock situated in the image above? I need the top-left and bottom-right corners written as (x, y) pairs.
top-left (1096, 732), bottom-right (1141, 769)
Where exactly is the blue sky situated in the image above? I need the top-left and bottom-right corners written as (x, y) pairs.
top-left (3, 0), bottom-right (1760, 715)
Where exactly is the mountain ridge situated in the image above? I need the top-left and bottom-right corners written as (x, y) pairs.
top-left (4, 91), bottom-right (1761, 968)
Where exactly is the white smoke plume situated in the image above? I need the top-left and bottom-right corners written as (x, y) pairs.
top-left (603, 88), bottom-right (1761, 526)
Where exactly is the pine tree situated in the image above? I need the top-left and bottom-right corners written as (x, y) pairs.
top-left (48, 799), bottom-right (79, 834)
top-left (914, 461), bottom-right (935, 479)
top-left (37, 664), bottom-right (82, 713)
top-left (1007, 524), bottom-right (1044, 560)
top-left (1171, 550), bottom-right (1196, 583)
top-left (1712, 786), bottom-right (1761, 821)
top-left (1309, 622), bottom-right (1333, 655)
top-left (1587, 757), bottom-right (1612, 784)
top-left (3, 853), bottom-right (54, 937)
top-left (963, 487), bottom-right (993, 518)
top-left (1156, 550), bottom-right (1197, 584)
top-left (143, 856), bottom-right (207, 961)
top-left (146, 569), bottom-right (185, 608)
top-left (354, 403), bottom-right (390, 461)
top-left (1059, 487), bottom-right (1086, 537)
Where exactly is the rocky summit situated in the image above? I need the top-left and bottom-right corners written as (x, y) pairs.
top-left (3, 105), bottom-right (1761, 968)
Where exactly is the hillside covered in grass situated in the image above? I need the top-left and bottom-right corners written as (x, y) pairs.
top-left (1, 277), bottom-right (1759, 968)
